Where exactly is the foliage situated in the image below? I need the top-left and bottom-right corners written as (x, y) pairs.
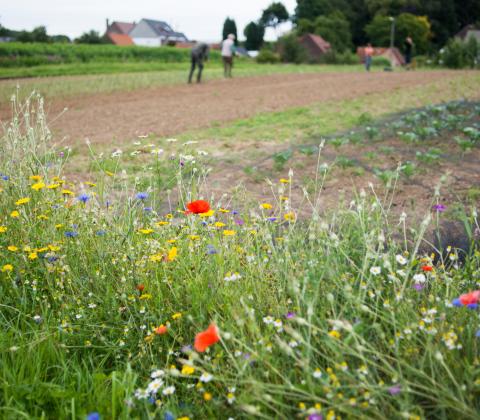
top-left (365, 13), bottom-right (431, 54)
top-left (297, 11), bottom-right (353, 52)
top-left (256, 48), bottom-right (281, 63)
top-left (317, 50), bottom-right (358, 64)
top-left (0, 43), bottom-right (221, 68)
top-left (371, 55), bottom-right (392, 66)
top-left (244, 21), bottom-right (265, 51)
top-left (75, 30), bottom-right (105, 45)
top-left (16, 26), bottom-right (50, 43)
top-left (260, 2), bottom-right (290, 28)
top-left (277, 33), bottom-right (308, 63)
top-left (222, 17), bottom-right (238, 45)
top-left (441, 37), bottom-right (479, 69)
top-left (1, 93), bottom-right (480, 419)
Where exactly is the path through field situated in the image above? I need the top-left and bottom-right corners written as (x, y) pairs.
top-left (0, 70), bottom-right (469, 145)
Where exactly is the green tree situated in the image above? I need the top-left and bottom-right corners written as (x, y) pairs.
top-left (75, 30), bottom-right (104, 44)
top-left (244, 21), bottom-right (265, 50)
top-left (298, 11), bottom-right (352, 52)
top-left (222, 17), bottom-right (238, 44)
top-left (365, 12), bottom-right (431, 53)
top-left (277, 33), bottom-right (307, 63)
top-left (260, 2), bottom-right (289, 28)
top-left (51, 34), bottom-right (71, 43)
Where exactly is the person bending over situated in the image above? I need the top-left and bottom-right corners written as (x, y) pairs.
top-left (188, 43), bottom-right (209, 84)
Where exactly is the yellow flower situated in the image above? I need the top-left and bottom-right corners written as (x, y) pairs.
top-left (139, 294), bottom-right (152, 300)
top-left (15, 197), bottom-right (30, 205)
top-left (167, 239), bottom-right (177, 244)
top-left (28, 252), bottom-right (38, 260)
top-left (181, 365), bottom-right (195, 375)
top-left (249, 230), bottom-right (257, 235)
top-left (167, 247), bottom-right (177, 262)
top-left (37, 214), bottom-right (49, 220)
top-left (189, 235), bottom-right (200, 240)
top-left (149, 254), bottom-right (163, 263)
top-left (10, 210), bottom-right (20, 218)
top-left (165, 213), bottom-right (173, 219)
top-left (177, 417), bottom-right (190, 420)
top-left (203, 392), bottom-right (212, 401)
top-left (214, 222), bottom-right (226, 228)
top-left (31, 182), bottom-right (46, 191)
top-left (298, 402), bottom-right (306, 410)
top-left (47, 183), bottom-right (60, 189)
top-left (105, 171), bottom-right (114, 177)
top-left (85, 182), bottom-right (96, 187)
top-left (199, 209), bottom-right (215, 217)
top-left (279, 178), bottom-right (290, 184)
top-left (261, 203), bottom-right (272, 209)
top-left (61, 189), bottom-right (74, 196)
top-left (48, 244), bottom-right (60, 251)
top-left (284, 212), bottom-right (295, 221)
top-left (218, 208), bottom-right (230, 213)
top-left (7, 246), bottom-right (18, 252)
top-left (29, 175), bottom-right (42, 181)
top-left (328, 330), bottom-right (341, 339)
top-left (172, 312), bottom-right (182, 320)
top-left (156, 221), bottom-right (169, 226)
top-left (55, 224), bottom-right (63, 229)
top-left (0, 226), bottom-right (7, 233)
top-left (1, 264), bottom-right (13, 272)
top-left (139, 228), bottom-right (154, 235)
top-left (223, 230), bottom-right (235, 236)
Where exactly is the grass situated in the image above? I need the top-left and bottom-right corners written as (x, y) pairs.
top-left (0, 62), bottom-right (366, 102)
top-left (1, 88), bottom-right (480, 419)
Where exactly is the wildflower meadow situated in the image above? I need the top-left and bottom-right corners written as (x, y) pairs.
top-left (1, 93), bottom-right (480, 420)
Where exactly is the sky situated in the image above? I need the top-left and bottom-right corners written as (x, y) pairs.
top-left (1, 0), bottom-right (297, 42)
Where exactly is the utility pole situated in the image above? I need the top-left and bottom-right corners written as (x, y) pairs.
top-left (389, 16), bottom-right (395, 48)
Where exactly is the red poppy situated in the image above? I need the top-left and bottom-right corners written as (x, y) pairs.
top-left (194, 323), bottom-right (220, 352)
top-left (154, 325), bottom-right (168, 335)
top-left (186, 200), bottom-right (210, 214)
top-left (459, 290), bottom-right (480, 306)
top-left (421, 265), bottom-right (433, 272)
top-left (136, 284), bottom-right (145, 292)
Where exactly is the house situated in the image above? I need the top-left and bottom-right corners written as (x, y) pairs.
top-left (357, 46), bottom-right (405, 67)
top-left (129, 18), bottom-right (188, 47)
top-left (455, 25), bottom-right (480, 43)
top-left (104, 20), bottom-right (135, 45)
top-left (298, 34), bottom-right (331, 61)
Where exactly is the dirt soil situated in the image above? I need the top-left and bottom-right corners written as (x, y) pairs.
top-left (0, 70), bottom-right (467, 146)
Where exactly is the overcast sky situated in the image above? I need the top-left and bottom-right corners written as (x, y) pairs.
top-left (1, 0), bottom-right (297, 41)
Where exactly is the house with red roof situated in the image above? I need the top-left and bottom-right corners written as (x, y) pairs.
top-left (299, 34), bottom-right (331, 61)
top-left (104, 20), bottom-right (135, 45)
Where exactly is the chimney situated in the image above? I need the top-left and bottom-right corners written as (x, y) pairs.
top-left (106, 18), bottom-right (110, 32)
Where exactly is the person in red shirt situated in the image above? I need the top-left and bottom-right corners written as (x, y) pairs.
top-left (364, 43), bottom-right (374, 72)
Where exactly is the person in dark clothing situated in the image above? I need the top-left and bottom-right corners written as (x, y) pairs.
top-left (404, 36), bottom-right (413, 70)
top-left (188, 43), bottom-right (209, 84)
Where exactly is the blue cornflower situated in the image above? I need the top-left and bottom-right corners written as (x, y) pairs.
top-left (206, 244), bottom-right (217, 255)
top-left (164, 411), bottom-right (175, 420)
top-left (86, 413), bottom-right (100, 420)
top-left (95, 230), bottom-right (106, 236)
top-left (476, 330), bottom-right (480, 338)
top-left (136, 192), bottom-right (149, 200)
top-left (143, 207), bottom-right (153, 212)
top-left (267, 217), bottom-right (277, 222)
top-left (65, 231), bottom-right (78, 238)
top-left (47, 256), bottom-right (59, 263)
top-left (1, 175), bottom-right (9, 181)
top-left (77, 193), bottom-right (90, 203)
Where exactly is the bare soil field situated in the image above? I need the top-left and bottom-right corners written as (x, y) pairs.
top-left (0, 70), bottom-right (470, 146)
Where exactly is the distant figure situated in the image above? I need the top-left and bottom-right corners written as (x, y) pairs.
top-left (404, 36), bottom-right (414, 70)
top-left (364, 43), bottom-right (374, 71)
top-left (221, 34), bottom-right (236, 78)
top-left (188, 43), bottom-right (209, 84)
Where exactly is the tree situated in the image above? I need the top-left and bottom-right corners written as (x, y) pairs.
top-left (51, 35), bottom-right (71, 43)
top-left (75, 30), bottom-right (104, 44)
top-left (222, 17), bottom-right (238, 44)
top-left (298, 11), bottom-right (353, 52)
top-left (277, 33), bottom-right (307, 63)
top-left (260, 2), bottom-right (289, 28)
top-left (244, 21), bottom-right (265, 50)
top-left (365, 12), bottom-right (431, 54)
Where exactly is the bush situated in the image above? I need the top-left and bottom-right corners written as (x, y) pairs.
top-left (256, 48), bottom-right (280, 64)
top-left (371, 56), bottom-right (392, 67)
top-left (0, 42), bottom-right (221, 67)
top-left (318, 50), bottom-right (358, 64)
top-left (277, 33), bottom-right (307, 64)
top-left (441, 37), bottom-right (479, 69)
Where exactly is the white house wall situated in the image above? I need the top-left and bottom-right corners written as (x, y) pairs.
top-left (132, 37), bottom-right (163, 47)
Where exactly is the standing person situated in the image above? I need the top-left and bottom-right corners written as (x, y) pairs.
top-left (188, 43), bottom-right (209, 84)
top-left (404, 36), bottom-right (414, 70)
top-left (221, 34), bottom-right (236, 78)
top-left (364, 43), bottom-right (374, 72)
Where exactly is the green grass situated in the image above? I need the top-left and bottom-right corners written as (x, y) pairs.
top-left (0, 61), bottom-right (367, 103)
top-left (1, 88), bottom-right (480, 419)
